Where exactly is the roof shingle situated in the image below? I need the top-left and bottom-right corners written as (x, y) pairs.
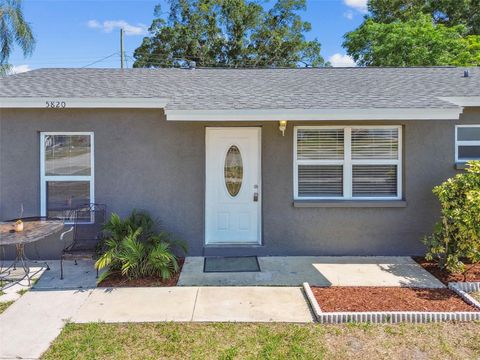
top-left (1, 67), bottom-right (479, 110)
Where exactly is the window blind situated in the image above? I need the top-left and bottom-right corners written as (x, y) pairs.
top-left (297, 129), bottom-right (344, 160)
top-left (352, 165), bottom-right (397, 197)
top-left (295, 126), bottom-right (401, 200)
top-left (298, 165), bottom-right (343, 197)
top-left (456, 126), bottom-right (480, 162)
top-left (351, 128), bottom-right (398, 160)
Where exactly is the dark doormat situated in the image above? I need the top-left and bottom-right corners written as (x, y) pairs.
top-left (204, 256), bottom-right (261, 273)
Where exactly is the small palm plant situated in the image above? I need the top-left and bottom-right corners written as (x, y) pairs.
top-left (95, 210), bottom-right (187, 283)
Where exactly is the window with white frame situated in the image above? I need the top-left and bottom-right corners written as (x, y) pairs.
top-left (294, 126), bottom-right (402, 200)
top-left (40, 132), bottom-right (94, 218)
top-left (455, 125), bottom-right (480, 163)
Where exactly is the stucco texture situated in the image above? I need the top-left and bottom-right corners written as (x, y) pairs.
top-left (1, 108), bottom-right (479, 259)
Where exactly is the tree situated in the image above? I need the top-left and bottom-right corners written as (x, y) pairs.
top-left (367, 0), bottom-right (480, 35)
top-left (133, 0), bottom-right (326, 68)
top-left (0, 0), bottom-right (35, 73)
top-left (343, 14), bottom-right (480, 66)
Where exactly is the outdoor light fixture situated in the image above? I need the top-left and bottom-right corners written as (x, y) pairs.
top-left (279, 120), bottom-right (287, 136)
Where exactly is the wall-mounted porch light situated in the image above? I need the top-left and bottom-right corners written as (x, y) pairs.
top-left (279, 120), bottom-right (287, 136)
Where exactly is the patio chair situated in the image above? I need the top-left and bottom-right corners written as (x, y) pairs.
top-left (60, 203), bottom-right (106, 280)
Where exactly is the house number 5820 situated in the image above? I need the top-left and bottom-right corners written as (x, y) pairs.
top-left (46, 101), bottom-right (66, 108)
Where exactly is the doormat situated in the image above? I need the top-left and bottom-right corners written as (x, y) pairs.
top-left (204, 256), bottom-right (261, 273)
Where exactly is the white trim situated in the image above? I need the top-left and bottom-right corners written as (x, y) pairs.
top-left (439, 96), bottom-right (480, 107)
top-left (40, 132), bottom-right (95, 217)
top-left (1, 97), bottom-right (168, 108)
top-left (293, 125), bottom-right (402, 201)
top-left (455, 125), bottom-right (480, 163)
top-left (165, 108), bottom-right (462, 121)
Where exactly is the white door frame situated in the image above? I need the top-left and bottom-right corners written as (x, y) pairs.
top-left (205, 127), bottom-right (262, 245)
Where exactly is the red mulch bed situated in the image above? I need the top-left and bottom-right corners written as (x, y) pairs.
top-left (413, 257), bottom-right (480, 285)
top-left (312, 287), bottom-right (479, 312)
top-left (97, 258), bottom-right (184, 287)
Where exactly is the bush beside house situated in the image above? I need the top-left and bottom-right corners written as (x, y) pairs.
top-left (423, 161), bottom-right (480, 275)
top-left (95, 210), bottom-right (187, 283)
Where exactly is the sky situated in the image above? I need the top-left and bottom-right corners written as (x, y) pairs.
top-left (9, 0), bottom-right (367, 73)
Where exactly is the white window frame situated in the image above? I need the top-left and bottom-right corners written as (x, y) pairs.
top-left (455, 125), bottom-right (480, 163)
top-left (40, 132), bottom-right (95, 218)
top-left (294, 125), bottom-right (402, 200)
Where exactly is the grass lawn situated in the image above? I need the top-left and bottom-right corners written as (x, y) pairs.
top-left (0, 301), bottom-right (14, 315)
top-left (43, 322), bottom-right (480, 360)
top-left (471, 291), bottom-right (480, 302)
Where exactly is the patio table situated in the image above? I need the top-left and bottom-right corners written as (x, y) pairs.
top-left (0, 220), bottom-right (64, 285)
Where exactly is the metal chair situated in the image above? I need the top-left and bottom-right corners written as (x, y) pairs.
top-left (60, 203), bottom-right (106, 280)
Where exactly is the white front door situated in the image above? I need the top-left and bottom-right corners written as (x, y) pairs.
top-left (205, 127), bottom-right (261, 244)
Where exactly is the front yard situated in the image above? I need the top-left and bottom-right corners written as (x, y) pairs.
top-left (43, 322), bottom-right (480, 360)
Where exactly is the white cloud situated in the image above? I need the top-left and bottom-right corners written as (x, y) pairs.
top-left (343, 10), bottom-right (354, 20)
top-left (9, 64), bottom-right (31, 74)
top-left (87, 19), bottom-right (147, 36)
top-left (343, 0), bottom-right (368, 13)
top-left (329, 53), bottom-right (356, 67)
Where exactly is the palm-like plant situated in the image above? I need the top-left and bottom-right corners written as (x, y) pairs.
top-left (96, 210), bottom-right (187, 283)
top-left (0, 0), bottom-right (35, 72)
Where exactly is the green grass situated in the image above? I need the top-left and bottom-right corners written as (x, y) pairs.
top-left (42, 322), bottom-right (480, 360)
top-left (0, 301), bottom-right (14, 315)
top-left (17, 288), bottom-right (28, 296)
top-left (471, 291), bottom-right (480, 302)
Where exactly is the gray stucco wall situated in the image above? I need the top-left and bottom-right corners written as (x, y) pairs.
top-left (1, 108), bottom-right (479, 259)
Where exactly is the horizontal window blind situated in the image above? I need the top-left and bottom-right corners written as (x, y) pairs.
top-left (456, 126), bottom-right (480, 162)
top-left (297, 129), bottom-right (344, 160)
top-left (295, 126), bottom-right (401, 200)
top-left (352, 165), bottom-right (397, 197)
top-left (457, 127), bottom-right (480, 141)
top-left (298, 165), bottom-right (343, 197)
top-left (352, 128), bottom-right (398, 160)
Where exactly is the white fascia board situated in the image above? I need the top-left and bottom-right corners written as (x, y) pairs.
top-left (439, 97), bottom-right (480, 107)
top-left (0, 97), bottom-right (168, 108)
top-left (165, 108), bottom-right (462, 121)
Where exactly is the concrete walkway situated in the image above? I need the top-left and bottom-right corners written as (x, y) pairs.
top-left (178, 256), bottom-right (445, 288)
top-left (72, 287), bottom-right (313, 323)
top-left (0, 289), bottom-right (92, 360)
top-left (0, 286), bottom-right (312, 359)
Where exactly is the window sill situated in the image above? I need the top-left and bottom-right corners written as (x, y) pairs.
top-left (293, 200), bottom-right (407, 208)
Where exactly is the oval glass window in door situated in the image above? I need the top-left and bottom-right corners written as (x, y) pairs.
top-left (224, 145), bottom-right (243, 197)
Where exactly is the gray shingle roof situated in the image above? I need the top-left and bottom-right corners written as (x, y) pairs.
top-left (1, 67), bottom-right (479, 110)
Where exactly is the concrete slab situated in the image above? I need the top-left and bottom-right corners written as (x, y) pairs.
top-left (311, 256), bottom-right (445, 288)
top-left (72, 287), bottom-right (198, 323)
top-left (192, 287), bottom-right (313, 323)
top-left (34, 260), bottom-right (99, 290)
top-left (178, 256), bottom-right (332, 286)
top-left (0, 289), bottom-right (92, 360)
top-left (0, 265), bottom-right (46, 303)
top-left (178, 256), bottom-right (444, 288)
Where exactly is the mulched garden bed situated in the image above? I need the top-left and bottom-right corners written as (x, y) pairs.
top-left (413, 257), bottom-right (480, 284)
top-left (312, 287), bottom-right (479, 312)
top-left (97, 258), bottom-right (184, 287)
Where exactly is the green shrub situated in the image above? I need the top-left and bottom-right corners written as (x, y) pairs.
top-left (95, 210), bottom-right (187, 283)
top-left (423, 161), bottom-right (480, 274)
